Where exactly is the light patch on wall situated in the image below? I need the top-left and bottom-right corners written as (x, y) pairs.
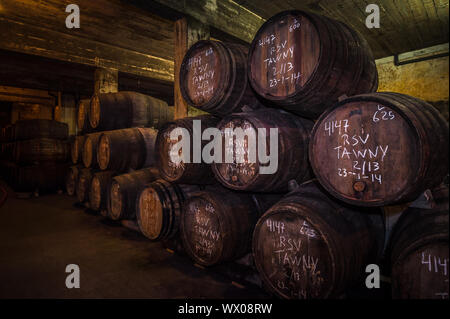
top-left (203, 0), bottom-right (218, 12)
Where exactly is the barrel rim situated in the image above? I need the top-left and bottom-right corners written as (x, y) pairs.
top-left (211, 113), bottom-right (261, 190)
top-left (252, 203), bottom-right (336, 299)
top-left (180, 192), bottom-right (226, 266)
top-left (247, 9), bottom-right (323, 102)
top-left (309, 92), bottom-right (425, 207)
top-left (89, 94), bottom-right (101, 129)
top-left (179, 39), bottom-right (230, 109)
top-left (97, 133), bottom-right (110, 170)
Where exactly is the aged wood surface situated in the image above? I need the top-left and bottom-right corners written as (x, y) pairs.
top-left (310, 92), bottom-right (449, 206)
top-left (0, 0), bottom-right (174, 82)
top-left (252, 181), bottom-right (384, 299)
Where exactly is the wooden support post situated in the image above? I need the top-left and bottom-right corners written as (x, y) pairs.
top-left (94, 68), bottom-right (118, 94)
top-left (174, 17), bottom-right (209, 119)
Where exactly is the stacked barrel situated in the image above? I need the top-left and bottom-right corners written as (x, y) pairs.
top-left (0, 119), bottom-right (70, 194)
top-left (66, 10), bottom-right (448, 300)
top-left (69, 91), bottom-right (174, 220)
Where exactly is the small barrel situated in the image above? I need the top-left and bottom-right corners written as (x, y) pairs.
top-left (107, 167), bottom-right (160, 221)
top-left (97, 127), bottom-right (157, 172)
top-left (252, 181), bottom-right (384, 299)
top-left (136, 180), bottom-right (201, 240)
top-left (82, 132), bottom-right (104, 168)
top-left (71, 135), bottom-right (85, 164)
top-left (89, 91), bottom-right (173, 131)
top-left (248, 10), bottom-right (378, 119)
top-left (89, 170), bottom-right (115, 211)
top-left (76, 99), bottom-right (92, 134)
top-left (155, 115), bottom-right (219, 184)
top-left (389, 185), bottom-right (449, 299)
top-left (14, 119), bottom-right (68, 141)
top-left (66, 165), bottom-right (81, 196)
top-left (179, 40), bottom-right (261, 117)
top-left (14, 138), bottom-right (69, 164)
top-left (309, 92), bottom-right (449, 207)
top-left (77, 168), bottom-right (95, 204)
top-left (180, 186), bottom-right (281, 266)
top-left (212, 108), bottom-right (313, 192)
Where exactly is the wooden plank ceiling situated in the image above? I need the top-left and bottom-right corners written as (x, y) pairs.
top-left (232, 0), bottom-right (449, 59)
top-left (0, 0), bottom-right (175, 82)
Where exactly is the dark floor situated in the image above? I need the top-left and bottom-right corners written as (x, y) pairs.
top-left (0, 182), bottom-right (267, 299)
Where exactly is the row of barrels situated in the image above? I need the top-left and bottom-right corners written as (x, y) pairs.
top-left (65, 166), bottom-right (448, 299)
top-left (0, 119), bottom-right (69, 142)
top-left (153, 92), bottom-right (449, 207)
top-left (0, 160), bottom-right (68, 193)
top-left (71, 127), bottom-right (158, 172)
top-left (178, 10), bottom-right (378, 119)
top-left (0, 119), bottom-right (70, 193)
top-left (77, 91), bottom-right (174, 134)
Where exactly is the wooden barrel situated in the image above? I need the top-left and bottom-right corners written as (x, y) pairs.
top-left (71, 135), bottom-right (85, 164)
top-left (89, 170), bottom-right (115, 211)
top-left (180, 186), bottom-right (281, 266)
top-left (155, 115), bottom-right (219, 184)
top-left (14, 138), bottom-right (69, 164)
top-left (82, 132), bottom-right (104, 168)
top-left (15, 163), bottom-right (68, 193)
top-left (179, 40), bottom-right (261, 117)
top-left (89, 91), bottom-right (173, 131)
top-left (76, 99), bottom-right (92, 134)
top-left (97, 127), bottom-right (157, 172)
top-left (136, 180), bottom-right (201, 240)
top-left (212, 108), bottom-right (313, 192)
top-left (248, 10), bottom-right (378, 119)
top-left (389, 185), bottom-right (449, 299)
top-left (14, 119), bottom-right (68, 141)
top-left (252, 181), bottom-right (384, 299)
top-left (77, 168), bottom-right (95, 204)
top-left (309, 92), bottom-right (449, 207)
top-left (107, 167), bottom-right (160, 221)
top-left (66, 165), bottom-right (81, 196)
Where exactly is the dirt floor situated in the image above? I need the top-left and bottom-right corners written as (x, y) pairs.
top-left (0, 182), bottom-right (268, 299)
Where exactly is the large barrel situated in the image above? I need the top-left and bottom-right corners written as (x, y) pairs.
top-left (76, 99), bottom-right (92, 134)
top-left (252, 181), bottom-right (384, 299)
top-left (15, 163), bottom-right (68, 193)
top-left (155, 115), bottom-right (219, 184)
top-left (248, 10), bottom-right (378, 119)
top-left (180, 186), bottom-right (281, 266)
top-left (76, 167), bottom-right (95, 204)
top-left (389, 185), bottom-right (449, 299)
top-left (136, 180), bottom-right (201, 241)
top-left (89, 170), bottom-right (115, 211)
top-left (71, 135), bottom-right (85, 164)
top-left (89, 91), bottom-right (173, 131)
top-left (107, 167), bottom-right (160, 221)
top-left (82, 132), bottom-right (104, 168)
top-left (212, 108), bottom-right (313, 192)
top-left (14, 138), bottom-right (69, 164)
top-left (309, 92), bottom-right (449, 207)
top-left (179, 40), bottom-right (261, 117)
top-left (14, 119), bottom-right (68, 141)
top-left (66, 165), bottom-right (81, 196)
top-left (97, 127), bottom-right (157, 172)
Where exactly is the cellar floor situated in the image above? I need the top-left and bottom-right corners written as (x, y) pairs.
top-left (0, 182), bottom-right (267, 299)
